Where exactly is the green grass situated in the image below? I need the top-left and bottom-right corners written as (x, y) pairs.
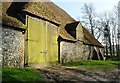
top-left (107, 56), bottom-right (120, 61)
top-left (62, 60), bottom-right (120, 71)
top-left (2, 67), bottom-right (45, 82)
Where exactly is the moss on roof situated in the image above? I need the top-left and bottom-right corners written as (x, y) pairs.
top-left (23, 2), bottom-right (76, 41)
top-left (59, 25), bottom-right (77, 41)
top-left (2, 2), bottom-right (26, 29)
top-left (23, 2), bottom-right (59, 24)
top-left (82, 26), bottom-right (103, 47)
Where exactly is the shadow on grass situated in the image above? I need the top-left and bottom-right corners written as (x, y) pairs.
top-left (64, 67), bottom-right (104, 81)
top-left (2, 68), bottom-right (22, 82)
top-left (2, 74), bottom-right (21, 83)
top-left (111, 62), bottom-right (120, 69)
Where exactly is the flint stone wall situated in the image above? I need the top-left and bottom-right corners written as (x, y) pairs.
top-left (60, 41), bottom-right (91, 63)
top-left (0, 26), bottom-right (2, 66)
top-left (1, 25), bottom-right (24, 67)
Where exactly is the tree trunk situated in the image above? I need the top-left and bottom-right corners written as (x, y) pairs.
top-left (112, 41), bottom-right (115, 56)
top-left (108, 36), bottom-right (112, 56)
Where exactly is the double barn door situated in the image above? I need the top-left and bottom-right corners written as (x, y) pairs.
top-left (27, 16), bottom-right (58, 66)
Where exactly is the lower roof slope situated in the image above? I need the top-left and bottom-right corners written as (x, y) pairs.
top-left (82, 26), bottom-right (103, 47)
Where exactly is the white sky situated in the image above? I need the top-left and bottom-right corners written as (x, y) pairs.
top-left (51, 0), bottom-right (120, 20)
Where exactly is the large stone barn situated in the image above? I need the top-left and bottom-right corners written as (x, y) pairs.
top-left (59, 22), bottom-right (105, 63)
top-left (1, 1), bottom-right (104, 67)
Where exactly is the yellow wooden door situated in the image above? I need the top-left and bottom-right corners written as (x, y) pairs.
top-left (27, 16), bottom-right (58, 66)
top-left (46, 23), bottom-right (58, 64)
top-left (27, 16), bottom-right (46, 66)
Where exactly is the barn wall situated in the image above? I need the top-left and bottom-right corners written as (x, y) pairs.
top-left (60, 41), bottom-right (90, 63)
top-left (0, 26), bottom-right (2, 66)
top-left (1, 26), bottom-right (24, 67)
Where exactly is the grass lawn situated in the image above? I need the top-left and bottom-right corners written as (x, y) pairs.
top-left (2, 67), bottom-right (45, 82)
top-left (1, 60), bottom-right (120, 82)
top-left (62, 60), bottom-right (120, 71)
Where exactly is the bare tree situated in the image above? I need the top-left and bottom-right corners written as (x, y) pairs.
top-left (80, 3), bottom-right (119, 59)
top-left (117, 2), bottom-right (120, 58)
top-left (80, 3), bottom-right (103, 41)
top-left (81, 3), bottom-right (95, 36)
top-left (98, 5), bottom-right (120, 58)
top-left (110, 6), bottom-right (118, 57)
top-left (98, 12), bottom-right (114, 57)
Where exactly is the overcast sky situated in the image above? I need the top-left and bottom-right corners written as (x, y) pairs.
top-left (51, 0), bottom-right (120, 20)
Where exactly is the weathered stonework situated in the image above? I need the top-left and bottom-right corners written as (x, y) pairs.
top-left (1, 26), bottom-right (24, 67)
top-left (0, 26), bottom-right (2, 66)
top-left (60, 41), bottom-right (90, 63)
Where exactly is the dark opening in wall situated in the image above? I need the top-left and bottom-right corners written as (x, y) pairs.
top-left (6, 2), bottom-right (27, 24)
top-left (65, 22), bottom-right (79, 39)
top-left (99, 50), bottom-right (103, 60)
top-left (92, 49), bottom-right (99, 60)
